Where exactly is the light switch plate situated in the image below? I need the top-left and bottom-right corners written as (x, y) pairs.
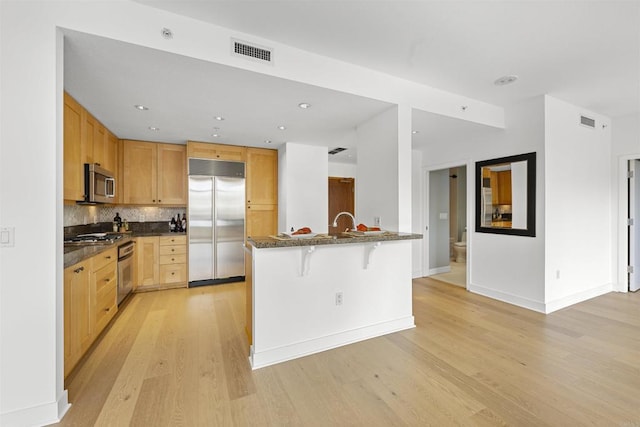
top-left (439, 212), bottom-right (448, 220)
top-left (1, 227), bottom-right (15, 247)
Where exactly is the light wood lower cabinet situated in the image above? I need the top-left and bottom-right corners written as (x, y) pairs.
top-left (91, 248), bottom-right (118, 338)
top-left (64, 247), bottom-right (118, 378)
top-left (159, 235), bottom-right (187, 286)
top-left (136, 235), bottom-right (187, 291)
top-left (64, 259), bottom-right (91, 378)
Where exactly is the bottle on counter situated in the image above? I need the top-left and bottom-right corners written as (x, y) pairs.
top-left (181, 213), bottom-right (187, 232)
top-left (124, 219), bottom-right (129, 231)
top-left (170, 217), bottom-right (176, 232)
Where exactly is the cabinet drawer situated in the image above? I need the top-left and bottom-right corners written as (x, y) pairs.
top-left (94, 284), bottom-right (117, 335)
top-left (159, 235), bottom-right (186, 246)
top-left (93, 262), bottom-right (117, 294)
top-left (160, 263), bottom-right (187, 284)
top-left (93, 247), bottom-right (117, 271)
top-left (159, 244), bottom-right (187, 256)
top-left (159, 253), bottom-right (187, 265)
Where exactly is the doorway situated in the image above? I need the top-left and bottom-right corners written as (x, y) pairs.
top-left (329, 177), bottom-right (355, 233)
top-left (629, 159), bottom-right (640, 292)
top-left (427, 165), bottom-right (467, 287)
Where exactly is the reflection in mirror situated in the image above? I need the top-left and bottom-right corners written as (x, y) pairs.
top-left (476, 152), bottom-right (536, 237)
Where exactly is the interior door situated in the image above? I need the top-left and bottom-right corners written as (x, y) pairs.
top-left (630, 160), bottom-right (640, 291)
top-left (328, 177), bottom-right (355, 232)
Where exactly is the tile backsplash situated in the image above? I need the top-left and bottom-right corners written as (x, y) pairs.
top-left (64, 204), bottom-right (185, 227)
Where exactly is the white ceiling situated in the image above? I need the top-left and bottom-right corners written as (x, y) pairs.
top-left (66, 1), bottom-right (639, 163)
top-left (64, 31), bottom-right (393, 163)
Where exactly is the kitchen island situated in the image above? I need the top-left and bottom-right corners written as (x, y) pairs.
top-left (245, 232), bottom-right (421, 369)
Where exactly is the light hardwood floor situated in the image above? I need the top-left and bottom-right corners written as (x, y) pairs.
top-left (56, 279), bottom-right (640, 426)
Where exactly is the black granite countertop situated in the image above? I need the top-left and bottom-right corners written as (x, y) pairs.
top-left (247, 232), bottom-right (422, 249)
top-left (63, 232), bottom-right (187, 268)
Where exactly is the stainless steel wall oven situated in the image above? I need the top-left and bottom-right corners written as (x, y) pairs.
top-left (117, 241), bottom-right (135, 305)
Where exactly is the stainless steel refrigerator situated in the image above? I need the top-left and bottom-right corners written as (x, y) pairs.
top-left (188, 158), bottom-right (245, 286)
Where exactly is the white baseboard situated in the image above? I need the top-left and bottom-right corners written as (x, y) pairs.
top-left (468, 283), bottom-right (546, 313)
top-left (469, 282), bottom-right (614, 314)
top-left (544, 283), bottom-right (612, 313)
top-left (428, 266), bottom-right (451, 275)
top-left (1, 390), bottom-right (69, 427)
top-left (250, 316), bottom-right (415, 369)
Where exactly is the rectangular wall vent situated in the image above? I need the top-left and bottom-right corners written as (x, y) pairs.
top-left (580, 115), bottom-right (596, 128)
top-left (328, 147), bottom-right (347, 155)
top-left (232, 39), bottom-right (272, 63)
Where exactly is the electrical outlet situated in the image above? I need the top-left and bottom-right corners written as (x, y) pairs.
top-left (335, 292), bottom-right (343, 306)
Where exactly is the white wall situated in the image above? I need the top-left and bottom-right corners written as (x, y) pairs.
top-left (544, 96), bottom-right (612, 309)
top-left (356, 106), bottom-right (413, 232)
top-left (278, 143), bottom-right (328, 233)
top-left (419, 97), bottom-right (546, 311)
top-left (328, 161), bottom-right (356, 178)
top-left (356, 107), bottom-right (399, 229)
top-left (0, 1), bottom-right (505, 424)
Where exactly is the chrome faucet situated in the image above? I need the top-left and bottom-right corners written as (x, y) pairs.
top-left (332, 211), bottom-right (357, 232)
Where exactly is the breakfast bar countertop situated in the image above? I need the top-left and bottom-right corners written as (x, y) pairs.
top-left (248, 232), bottom-right (422, 249)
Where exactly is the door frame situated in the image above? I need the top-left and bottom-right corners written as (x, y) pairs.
top-left (423, 159), bottom-right (473, 288)
top-left (617, 154), bottom-right (640, 292)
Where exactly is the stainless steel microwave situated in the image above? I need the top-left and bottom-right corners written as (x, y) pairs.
top-left (82, 163), bottom-right (115, 204)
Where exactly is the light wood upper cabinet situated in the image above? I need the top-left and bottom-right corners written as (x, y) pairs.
top-left (246, 148), bottom-right (278, 205)
top-left (187, 141), bottom-right (246, 162)
top-left (122, 140), bottom-right (157, 204)
top-left (157, 144), bottom-right (187, 205)
top-left (64, 93), bottom-right (84, 201)
top-left (64, 92), bottom-right (118, 202)
top-left (122, 140), bottom-right (186, 205)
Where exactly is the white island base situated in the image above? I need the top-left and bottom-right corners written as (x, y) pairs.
top-left (247, 238), bottom-right (416, 369)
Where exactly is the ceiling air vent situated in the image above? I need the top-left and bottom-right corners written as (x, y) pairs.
top-left (232, 39), bottom-right (272, 64)
top-left (328, 147), bottom-right (347, 155)
top-left (580, 115), bottom-right (596, 129)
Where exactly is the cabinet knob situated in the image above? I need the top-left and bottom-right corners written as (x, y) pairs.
top-left (152, 199), bottom-right (156, 202)
top-left (158, 199), bottom-right (162, 202)
top-left (171, 272), bottom-right (175, 276)
top-left (171, 248), bottom-right (175, 252)
top-left (74, 266), bottom-right (84, 273)
top-left (106, 256), bottom-right (112, 259)
top-left (171, 258), bottom-right (175, 261)
top-left (105, 307), bottom-right (110, 312)
top-left (104, 278), bottom-right (109, 282)
top-left (248, 206), bottom-right (251, 209)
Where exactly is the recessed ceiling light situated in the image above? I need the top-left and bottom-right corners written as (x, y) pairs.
top-left (212, 134), bottom-right (220, 138)
top-left (215, 116), bottom-right (225, 121)
top-left (148, 126), bottom-right (159, 131)
top-left (298, 103), bottom-right (311, 109)
top-left (278, 125), bottom-right (286, 130)
top-left (264, 139), bottom-right (272, 144)
top-left (134, 104), bottom-right (149, 111)
top-left (412, 130), bottom-right (419, 134)
top-left (494, 75), bottom-right (518, 86)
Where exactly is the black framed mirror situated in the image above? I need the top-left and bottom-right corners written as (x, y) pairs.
top-left (475, 152), bottom-right (536, 237)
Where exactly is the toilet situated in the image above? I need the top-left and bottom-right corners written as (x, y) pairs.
top-left (453, 231), bottom-right (467, 263)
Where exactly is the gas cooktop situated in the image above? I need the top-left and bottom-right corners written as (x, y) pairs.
top-left (64, 233), bottom-right (124, 245)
